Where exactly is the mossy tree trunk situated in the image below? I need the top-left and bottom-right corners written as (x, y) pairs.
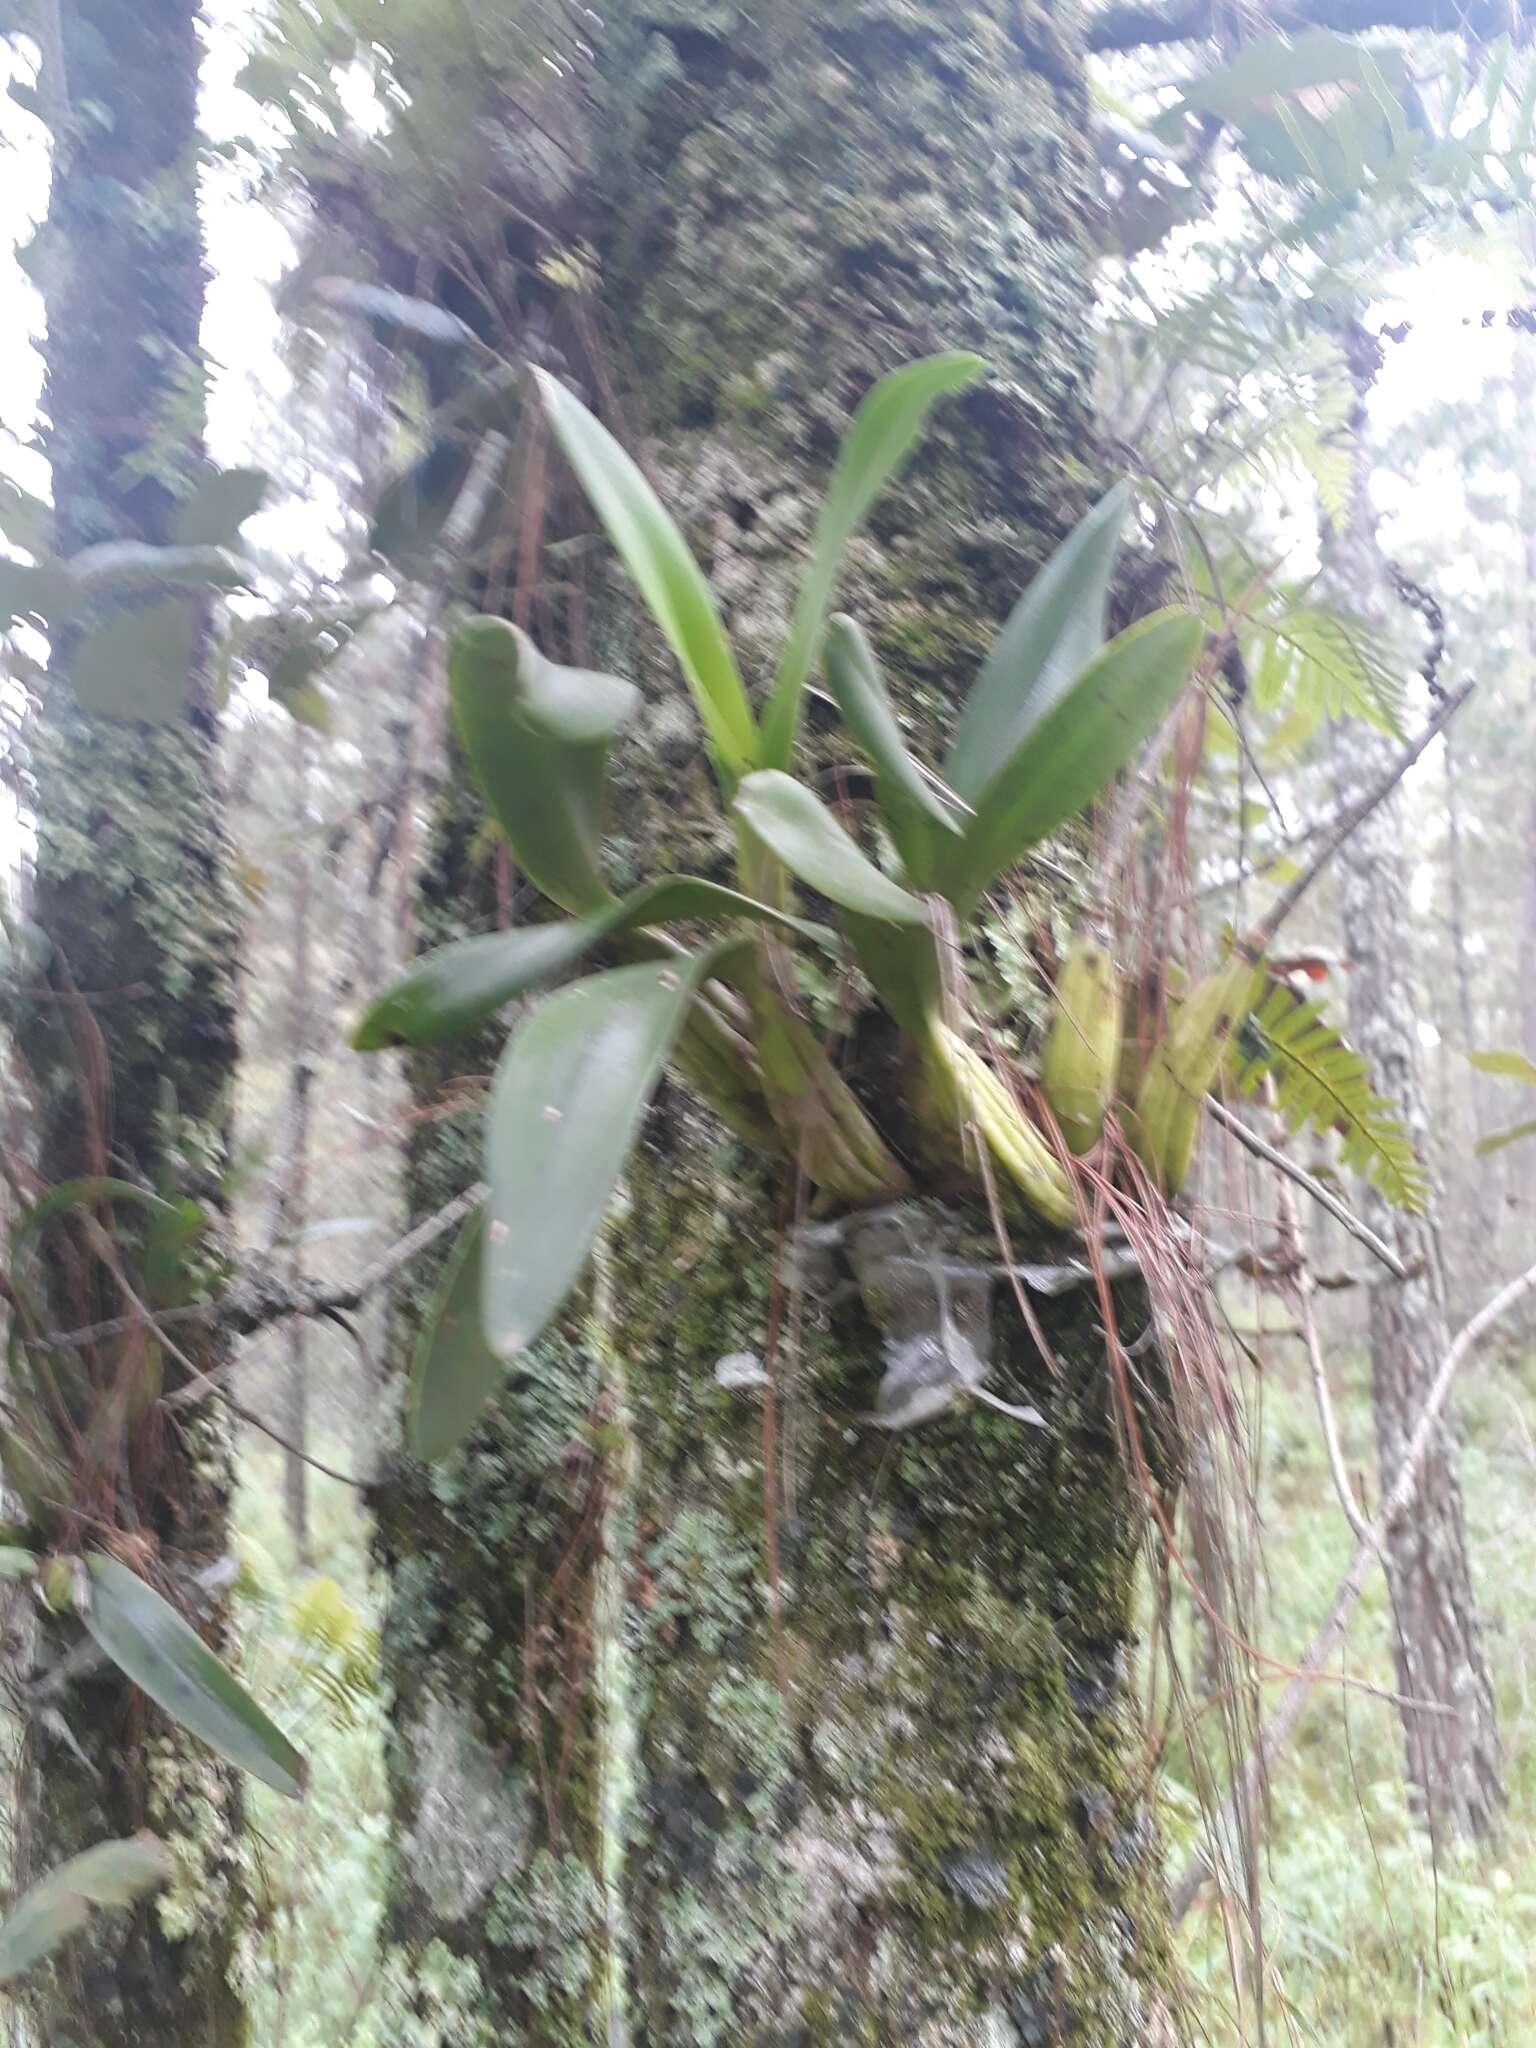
top-left (377, 6), bottom-right (1180, 2041)
top-left (12, 3), bottom-right (247, 2042)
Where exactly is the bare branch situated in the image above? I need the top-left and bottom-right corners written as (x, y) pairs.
top-left (1205, 1095), bottom-right (1410, 1279)
top-left (1247, 682), bottom-right (1472, 956)
top-left (1173, 1258), bottom-right (1536, 1922)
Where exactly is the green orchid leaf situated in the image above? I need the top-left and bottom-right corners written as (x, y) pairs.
top-left (352, 924), bottom-right (601, 1052)
top-left (408, 1210), bottom-right (504, 1460)
top-left (535, 369), bottom-right (757, 782)
top-left (353, 880), bottom-right (828, 1053)
top-left (1469, 1049), bottom-right (1536, 1086)
top-left (68, 600), bottom-right (199, 723)
top-left (944, 483), bottom-right (1130, 803)
top-left (733, 770), bottom-right (930, 925)
top-left (842, 912), bottom-right (945, 1036)
top-left (14, 1177), bottom-right (179, 1250)
top-left (0, 1835), bottom-right (174, 1985)
top-left (761, 351), bottom-right (985, 767)
top-left (483, 950), bottom-right (737, 1363)
top-left (940, 608), bottom-right (1202, 915)
top-left (84, 1556), bottom-right (306, 1797)
top-left (451, 617), bottom-right (638, 916)
top-left (1476, 1120), bottom-right (1536, 1158)
top-left (171, 465), bottom-right (270, 547)
top-left (823, 614), bottom-right (963, 887)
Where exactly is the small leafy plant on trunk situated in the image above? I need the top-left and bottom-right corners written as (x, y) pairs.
top-left (352, 353), bottom-right (1411, 1459)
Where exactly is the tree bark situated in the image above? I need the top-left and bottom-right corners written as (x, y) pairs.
top-left (1326, 362), bottom-right (1503, 1849)
top-left (12, 2), bottom-right (247, 2040)
top-left (376, 5), bottom-right (1180, 2042)
top-left (281, 721), bottom-right (315, 1567)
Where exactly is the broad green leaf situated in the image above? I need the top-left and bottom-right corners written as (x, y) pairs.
top-left (1469, 1049), bottom-right (1536, 1086)
top-left (843, 913), bottom-right (944, 1036)
top-left (760, 352), bottom-right (985, 767)
top-left (823, 614), bottom-right (963, 889)
top-left (733, 770), bottom-right (930, 925)
top-left (172, 465), bottom-right (270, 546)
top-left (0, 1834), bottom-right (174, 1985)
top-left (1476, 1121), bottom-right (1536, 1158)
top-left (14, 1176), bottom-right (178, 1250)
top-left (944, 483), bottom-right (1130, 802)
top-left (68, 600), bottom-right (198, 722)
top-left (409, 1211), bottom-right (503, 1460)
top-left (353, 880), bottom-right (830, 1053)
top-left (535, 368), bottom-right (756, 782)
top-left (940, 609), bottom-right (1202, 915)
top-left (484, 953), bottom-right (732, 1361)
top-left (353, 924), bottom-right (601, 1052)
top-left (452, 617), bottom-right (638, 916)
top-left (0, 557), bottom-right (81, 627)
top-left (84, 1556), bottom-right (306, 1797)
top-left (0, 1547), bottom-right (37, 1577)
top-left (67, 541), bottom-right (251, 598)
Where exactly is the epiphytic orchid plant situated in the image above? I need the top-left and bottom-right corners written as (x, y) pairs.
top-left (355, 353), bottom-right (1209, 1458)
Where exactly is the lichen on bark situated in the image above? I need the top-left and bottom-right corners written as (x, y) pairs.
top-left (376, 3), bottom-right (1181, 2039)
top-left (10, 3), bottom-right (247, 2041)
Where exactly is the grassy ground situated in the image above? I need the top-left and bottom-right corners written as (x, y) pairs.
top-left (1174, 1340), bottom-right (1536, 2045)
top-left (231, 1341), bottom-right (1536, 2044)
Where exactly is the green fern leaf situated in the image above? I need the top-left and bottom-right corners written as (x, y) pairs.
top-left (1234, 979), bottom-right (1428, 1210)
top-left (1247, 602), bottom-right (1406, 736)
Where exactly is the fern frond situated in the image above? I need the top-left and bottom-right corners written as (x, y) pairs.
top-left (1248, 603), bottom-right (1406, 736)
top-left (1235, 980), bottom-right (1428, 1210)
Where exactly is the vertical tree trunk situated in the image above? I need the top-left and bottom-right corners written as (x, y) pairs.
top-left (282, 721), bottom-right (315, 1566)
top-left (375, 9), bottom-right (1182, 2043)
top-left (13, 2), bottom-right (247, 2040)
top-left (1327, 349), bottom-right (1503, 1847)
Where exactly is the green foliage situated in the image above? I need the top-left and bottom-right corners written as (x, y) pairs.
top-left (1247, 600), bottom-right (1407, 737)
top-left (84, 1554), bottom-right (307, 1797)
top-left (0, 1835), bottom-right (174, 1984)
top-left (1235, 979), bottom-right (1428, 1209)
top-left (408, 1212), bottom-right (503, 1459)
top-left (943, 481), bottom-right (1129, 802)
top-left (482, 949), bottom-right (742, 1369)
top-left (822, 615), bottom-right (963, 889)
top-left (356, 358), bottom-right (1413, 1449)
top-left (939, 607), bottom-right (1203, 916)
top-left (1469, 1050), bottom-right (1536, 1156)
top-left (534, 368), bottom-right (757, 784)
top-left (760, 350), bottom-right (985, 767)
top-left (451, 617), bottom-right (638, 915)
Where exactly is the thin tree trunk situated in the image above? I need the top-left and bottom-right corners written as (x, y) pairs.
top-left (1326, 345), bottom-right (1503, 1847)
top-left (282, 721), bottom-right (315, 1566)
top-left (1442, 732), bottom-right (1502, 1269)
top-left (12, 2), bottom-right (247, 2042)
top-left (376, 6), bottom-right (1180, 2041)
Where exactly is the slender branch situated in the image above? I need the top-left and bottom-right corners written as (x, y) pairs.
top-left (1263, 1078), bottom-right (1373, 1540)
top-left (215, 1390), bottom-right (369, 1489)
top-left (1246, 682), bottom-right (1472, 955)
top-left (31, 1184), bottom-right (486, 1366)
top-left (1172, 1258), bottom-right (1536, 1922)
top-left (1087, 0), bottom-right (1533, 53)
top-left (1205, 1095), bottom-right (1409, 1279)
